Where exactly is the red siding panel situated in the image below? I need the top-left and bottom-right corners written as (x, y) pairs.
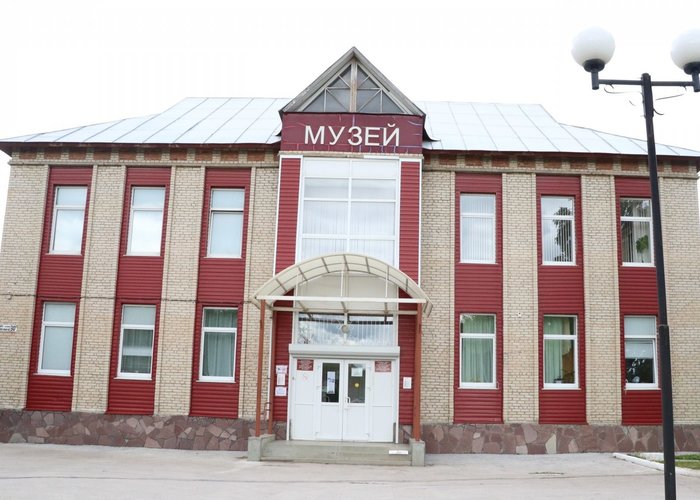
top-left (399, 161), bottom-right (420, 281)
top-left (196, 168), bottom-right (250, 303)
top-left (276, 158), bottom-right (300, 273)
top-left (107, 301), bottom-right (160, 415)
top-left (272, 310), bottom-right (293, 422)
top-left (537, 176), bottom-right (586, 424)
top-left (107, 167), bottom-right (170, 415)
top-left (189, 168), bottom-right (251, 417)
top-left (115, 168), bottom-right (170, 300)
top-left (398, 307), bottom-right (415, 424)
top-left (189, 304), bottom-right (243, 418)
top-left (616, 177), bottom-right (661, 424)
top-left (26, 166), bottom-right (92, 411)
top-left (454, 174), bottom-right (503, 423)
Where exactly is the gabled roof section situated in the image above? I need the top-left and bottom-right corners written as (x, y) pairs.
top-left (281, 47), bottom-right (424, 117)
top-left (2, 98), bottom-right (699, 158)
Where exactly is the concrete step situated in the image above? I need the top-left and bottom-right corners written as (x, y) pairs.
top-left (261, 440), bottom-right (412, 466)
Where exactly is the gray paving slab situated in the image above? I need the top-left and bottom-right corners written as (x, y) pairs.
top-left (0, 443), bottom-right (699, 499)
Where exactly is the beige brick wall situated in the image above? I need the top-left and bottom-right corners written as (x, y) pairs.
top-left (153, 166), bottom-right (204, 415)
top-left (239, 166), bottom-right (278, 419)
top-left (72, 165), bottom-right (126, 412)
top-left (581, 175), bottom-right (622, 424)
top-left (502, 173), bottom-right (539, 423)
top-left (0, 164), bottom-right (48, 408)
top-left (420, 170), bottom-right (454, 423)
top-left (659, 177), bottom-right (700, 424)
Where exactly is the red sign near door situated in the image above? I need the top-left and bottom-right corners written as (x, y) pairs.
top-left (297, 359), bottom-right (314, 371)
top-left (375, 360), bottom-right (392, 373)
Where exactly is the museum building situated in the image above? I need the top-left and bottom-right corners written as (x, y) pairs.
top-left (0, 48), bottom-right (699, 460)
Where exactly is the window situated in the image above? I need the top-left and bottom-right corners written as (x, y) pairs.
top-left (460, 314), bottom-right (496, 387)
top-left (460, 194), bottom-right (495, 263)
top-left (50, 187), bottom-right (87, 254)
top-left (127, 187), bottom-right (165, 255)
top-left (296, 313), bottom-right (394, 346)
top-left (299, 159), bottom-right (398, 265)
top-left (38, 303), bottom-right (76, 375)
top-left (118, 305), bottom-right (156, 379)
top-left (542, 196), bottom-right (574, 264)
top-left (621, 198), bottom-right (653, 265)
top-left (303, 62), bottom-right (403, 113)
top-left (543, 316), bottom-right (578, 387)
top-left (624, 316), bottom-right (657, 388)
top-left (207, 189), bottom-right (244, 257)
top-left (200, 308), bottom-right (237, 381)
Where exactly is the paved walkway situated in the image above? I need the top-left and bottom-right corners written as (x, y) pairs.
top-left (1, 443), bottom-right (699, 499)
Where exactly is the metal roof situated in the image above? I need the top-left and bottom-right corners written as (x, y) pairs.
top-left (2, 97), bottom-right (698, 157)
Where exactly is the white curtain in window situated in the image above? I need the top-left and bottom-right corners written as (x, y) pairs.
top-left (209, 212), bottom-right (243, 256)
top-left (622, 221), bottom-right (651, 263)
top-left (202, 332), bottom-right (234, 377)
top-left (461, 338), bottom-right (493, 383)
top-left (41, 326), bottom-right (74, 371)
top-left (303, 201), bottom-right (347, 234)
top-left (121, 328), bottom-right (153, 373)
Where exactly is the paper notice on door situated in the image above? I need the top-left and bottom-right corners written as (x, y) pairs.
top-left (351, 366), bottom-right (363, 377)
top-left (327, 371), bottom-right (336, 394)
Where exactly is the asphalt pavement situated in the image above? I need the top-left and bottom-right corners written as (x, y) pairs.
top-left (1, 443), bottom-right (699, 499)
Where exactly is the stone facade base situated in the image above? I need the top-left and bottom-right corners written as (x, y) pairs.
top-left (0, 410), bottom-right (253, 451)
top-left (421, 423), bottom-right (700, 454)
top-left (2, 411), bottom-right (699, 455)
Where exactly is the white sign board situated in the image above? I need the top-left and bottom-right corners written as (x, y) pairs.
top-left (0, 324), bottom-right (17, 333)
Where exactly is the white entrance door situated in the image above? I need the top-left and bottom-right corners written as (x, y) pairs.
top-left (290, 358), bottom-right (395, 442)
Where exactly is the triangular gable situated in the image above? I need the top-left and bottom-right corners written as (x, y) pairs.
top-left (281, 47), bottom-right (424, 116)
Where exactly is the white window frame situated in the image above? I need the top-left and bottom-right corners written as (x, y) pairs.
top-left (460, 194), bottom-right (496, 264)
top-left (117, 305), bottom-right (156, 380)
top-left (624, 315), bottom-right (658, 390)
top-left (49, 186), bottom-right (87, 255)
top-left (37, 302), bottom-right (76, 376)
top-left (621, 197), bottom-right (654, 267)
top-left (126, 187), bottom-right (165, 256)
top-left (543, 315), bottom-right (579, 389)
top-left (541, 196), bottom-right (575, 265)
top-left (297, 158), bottom-right (400, 266)
top-left (199, 307), bottom-right (237, 383)
top-left (459, 313), bottom-right (497, 389)
top-left (206, 188), bottom-right (244, 258)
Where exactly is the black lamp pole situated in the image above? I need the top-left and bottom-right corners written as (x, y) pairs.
top-left (586, 69), bottom-right (699, 500)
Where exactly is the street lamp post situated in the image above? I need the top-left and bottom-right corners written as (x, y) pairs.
top-left (572, 27), bottom-right (700, 500)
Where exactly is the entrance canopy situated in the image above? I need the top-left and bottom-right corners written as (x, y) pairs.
top-left (253, 253), bottom-right (432, 316)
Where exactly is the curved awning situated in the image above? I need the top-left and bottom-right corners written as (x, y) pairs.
top-left (252, 253), bottom-right (432, 316)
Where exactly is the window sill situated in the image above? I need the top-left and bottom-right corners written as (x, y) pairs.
top-left (622, 263), bottom-right (655, 268)
top-left (47, 252), bottom-right (82, 257)
top-left (625, 384), bottom-right (659, 391)
top-left (543, 384), bottom-right (580, 390)
top-left (124, 254), bottom-right (161, 258)
top-left (204, 256), bottom-right (242, 260)
top-left (115, 375), bottom-right (152, 381)
top-left (541, 262), bottom-right (576, 267)
top-left (458, 261), bottom-right (497, 266)
top-left (198, 377), bottom-right (236, 384)
top-left (459, 384), bottom-right (497, 390)
top-left (36, 371), bottom-right (71, 377)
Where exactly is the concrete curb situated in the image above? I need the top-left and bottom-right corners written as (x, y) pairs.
top-left (613, 453), bottom-right (700, 478)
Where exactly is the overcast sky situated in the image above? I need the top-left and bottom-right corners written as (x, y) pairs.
top-left (1, 0), bottom-right (699, 247)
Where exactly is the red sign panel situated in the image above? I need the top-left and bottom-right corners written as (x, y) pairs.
top-left (375, 360), bottom-right (392, 373)
top-left (297, 359), bottom-right (314, 371)
top-left (281, 113), bottom-right (424, 154)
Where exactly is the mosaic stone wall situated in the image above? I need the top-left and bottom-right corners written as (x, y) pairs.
top-left (2, 410), bottom-right (698, 455)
